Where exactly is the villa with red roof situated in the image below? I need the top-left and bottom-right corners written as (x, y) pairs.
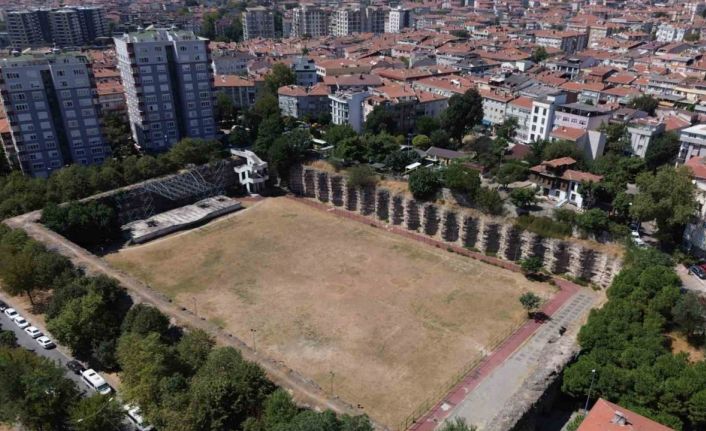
top-left (578, 399), bottom-right (674, 431)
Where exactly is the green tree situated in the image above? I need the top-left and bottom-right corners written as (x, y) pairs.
top-left (325, 124), bottom-right (357, 146)
top-left (408, 168), bottom-right (442, 200)
top-left (510, 187), bottom-right (537, 209)
top-left (628, 94), bottom-right (659, 116)
top-left (384, 148), bottom-right (421, 173)
top-left (69, 395), bottom-right (125, 431)
top-left (0, 331), bottom-right (17, 348)
top-left (267, 129), bottom-right (312, 185)
top-left (645, 132), bottom-right (680, 171)
top-left (264, 63), bottom-right (295, 95)
top-left (599, 123), bottom-right (629, 155)
top-left (215, 93), bottom-right (236, 128)
top-left (541, 140), bottom-right (585, 167)
top-left (496, 117), bottom-right (518, 141)
top-left (519, 292), bottom-right (541, 317)
top-left (440, 89), bottom-right (484, 141)
top-left (364, 105), bottom-right (396, 134)
top-left (412, 134), bottom-right (431, 149)
top-left (672, 292), bottom-right (705, 338)
top-left (416, 116), bottom-right (440, 136)
top-left (333, 136), bottom-right (366, 163)
top-left (477, 187), bottom-right (504, 215)
top-left (450, 29), bottom-right (469, 38)
top-left (496, 162), bottom-right (528, 188)
top-left (347, 165), bottom-right (378, 188)
top-left (0, 246), bottom-right (43, 305)
top-left (167, 138), bottom-right (227, 167)
top-left (520, 256), bottom-right (544, 276)
top-left (430, 129), bottom-right (453, 149)
top-left (630, 166), bottom-right (696, 243)
top-left (121, 304), bottom-right (170, 337)
top-left (102, 112), bottom-right (135, 159)
top-left (361, 132), bottom-right (400, 163)
top-left (530, 46), bottom-right (549, 63)
top-left (254, 115), bottom-right (285, 155)
top-left (575, 208), bottom-right (610, 236)
top-left (261, 389), bottom-right (299, 430)
top-left (176, 329), bottom-right (215, 375)
top-left (442, 163), bottom-right (480, 197)
top-left (41, 201), bottom-right (121, 247)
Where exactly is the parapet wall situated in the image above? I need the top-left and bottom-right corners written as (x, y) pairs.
top-left (290, 166), bottom-right (622, 287)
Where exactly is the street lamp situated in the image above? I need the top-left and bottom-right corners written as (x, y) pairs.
top-left (250, 328), bottom-right (257, 352)
top-left (584, 369), bottom-right (596, 414)
top-left (329, 371), bottom-right (335, 396)
top-left (192, 296), bottom-right (198, 316)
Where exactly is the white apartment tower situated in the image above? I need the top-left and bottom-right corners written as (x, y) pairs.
top-left (114, 30), bottom-right (217, 152)
top-left (385, 7), bottom-right (413, 33)
top-left (243, 6), bottom-right (276, 40)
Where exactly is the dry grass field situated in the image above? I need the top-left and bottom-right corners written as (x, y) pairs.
top-left (106, 197), bottom-right (554, 427)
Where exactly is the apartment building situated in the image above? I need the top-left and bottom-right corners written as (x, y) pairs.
top-left (0, 52), bottom-right (110, 177)
top-left (534, 30), bottom-right (588, 54)
top-left (114, 30), bottom-right (216, 152)
top-left (214, 75), bottom-right (261, 111)
top-left (292, 56), bottom-right (318, 87)
top-left (527, 93), bottom-right (568, 142)
top-left (7, 7), bottom-right (108, 49)
top-left (278, 84), bottom-right (330, 120)
top-left (364, 7), bottom-right (387, 34)
top-left (329, 90), bottom-right (369, 133)
top-left (628, 118), bottom-right (666, 158)
top-left (506, 96), bottom-right (533, 143)
top-left (291, 6), bottom-right (330, 38)
top-left (330, 8), bottom-right (362, 37)
top-left (242, 7), bottom-right (275, 40)
top-left (656, 23), bottom-right (698, 42)
top-left (678, 123), bottom-right (706, 164)
top-left (480, 89), bottom-right (513, 126)
top-left (386, 7), bottom-right (413, 33)
top-left (553, 102), bottom-right (613, 131)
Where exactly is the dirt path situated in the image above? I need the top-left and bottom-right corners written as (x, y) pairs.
top-left (4, 209), bottom-right (365, 426)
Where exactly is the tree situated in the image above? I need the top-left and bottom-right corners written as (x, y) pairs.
top-left (438, 417), bottom-right (477, 431)
top-left (628, 94), bottom-right (659, 116)
top-left (442, 163), bottom-right (480, 197)
top-left (575, 208), bottom-right (610, 236)
top-left (261, 389), bottom-right (299, 430)
top-left (215, 93), bottom-right (236, 128)
top-left (530, 46), bottom-right (549, 63)
top-left (541, 140), bottom-right (585, 167)
top-left (264, 63), bottom-right (295, 95)
top-left (600, 123), bottom-right (629, 155)
top-left (325, 124), bottom-right (357, 146)
top-left (102, 112), bottom-right (135, 159)
top-left (364, 105), bottom-right (396, 135)
top-left (0, 246), bottom-right (42, 305)
top-left (41, 201), bottom-right (121, 248)
top-left (521, 256), bottom-right (544, 276)
top-left (509, 188), bottom-right (537, 209)
top-left (333, 136), bottom-right (366, 163)
top-left (268, 129), bottom-right (312, 185)
top-left (384, 148), bottom-right (421, 173)
top-left (361, 132), bottom-right (400, 163)
top-left (440, 89), bottom-right (484, 141)
top-left (430, 129), bottom-right (453, 149)
top-left (450, 29), bottom-right (469, 38)
top-left (477, 187), bottom-right (504, 215)
top-left (684, 32), bottom-right (700, 42)
top-left (645, 132), bottom-right (680, 171)
top-left (412, 134), bottom-right (431, 149)
top-left (519, 292), bottom-right (541, 317)
top-left (176, 329), bottom-right (215, 375)
top-left (167, 138), bottom-right (227, 167)
top-left (416, 116), bottom-right (440, 136)
top-left (496, 162), bottom-right (528, 188)
top-left (408, 168), bottom-right (442, 200)
top-left (0, 330), bottom-right (17, 348)
top-left (630, 166), bottom-right (696, 243)
top-left (347, 165), bottom-right (378, 188)
top-left (122, 304), bottom-right (170, 337)
top-left (69, 395), bottom-right (125, 431)
top-left (672, 292), bottom-right (705, 338)
top-left (254, 115), bottom-right (285, 154)
top-left (495, 117), bottom-right (518, 141)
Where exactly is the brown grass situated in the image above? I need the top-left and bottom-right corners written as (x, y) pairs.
top-left (667, 331), bottom-right (705, 362)
top-left (106, 197), bottom-right (554, 427)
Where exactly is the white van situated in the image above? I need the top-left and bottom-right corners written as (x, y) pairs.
top-left (81, 369), bottom-right (112, 395)
top-left (123, 404), bottom-right (154, 431)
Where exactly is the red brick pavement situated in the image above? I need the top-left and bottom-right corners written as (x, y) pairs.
top-left (286, 196), bottom-right (582, 431)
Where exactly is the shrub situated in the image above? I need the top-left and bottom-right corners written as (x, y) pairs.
top-left (347, 165), bottom-right (378, 188)
top-left (477, 187), bottom-right (504, 215)
top-left (515, 215), bottom-right (572, 238)
top-left (408, 168), bottom-right (442, 200)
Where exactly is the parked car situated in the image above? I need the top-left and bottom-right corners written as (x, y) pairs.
top-left (36, 336), bottom-right (55, 349)
top-left (0, 300), bottom-right (8, 312)
top-left (4, 308), bottom-right (18, 319)
top-left (24, 326), bottom-right (43, 339)
top-left (689, 265), bottom-right (706, 279)
top-left (66, 360), bottom-right (86, 376)
top-left (124, 404), bottom-right (154, 431)
top-left (632, 237), bottom-right (648, 248)
top-left (81, 369), bottom-right (112, 395)
top-left (13, 316), bottom-right (30, 329)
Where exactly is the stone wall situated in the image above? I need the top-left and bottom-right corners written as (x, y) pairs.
top-left (290, 166), bottom-right (622, 287)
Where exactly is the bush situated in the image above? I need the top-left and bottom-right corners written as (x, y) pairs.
top-left (575, 208), bottom-right (610, 236)
top-left (408, 168), bottom-right (442, 200)
top-left (347, 165), bottom-right (378, 188)
top-left (553, 208), bottom-right (577, 225)
top-left (477, 187), bottom-right (504, 215)
top-left (442, 164), bottom-right (480, 197)
top-left (412, 134), bottom-right (431, 149)
top-left (515, 215), bottom-right (572, 238)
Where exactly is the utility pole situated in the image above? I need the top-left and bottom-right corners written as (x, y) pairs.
top-left (584, 369), bottom-right (596, 414)
top-left (192, 296), bottom-right (198, 317)
top-left (250, 328), bottom-right (257, 352)
top-left (329, 371), bottom-right (335, 396)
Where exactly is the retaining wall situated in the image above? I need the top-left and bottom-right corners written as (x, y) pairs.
top-left (290, 166), bottom-right (622, 287)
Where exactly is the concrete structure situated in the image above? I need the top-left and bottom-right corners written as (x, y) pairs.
top-left (386, 6), bottom-right (413, 33)
top-left (656, 23), bottom-right (697, 42)
top-left (364, 7), bottom-right (387, 34)
top-left (278, 84), bottom-right (329, 120)
top-left (330, 8), bottom-right (362, 36)
top-left (214, 75), bottom-right (260, 111)
top-left (114, 29), bottom-right (216, 152)
top-left (329, 90), bottom-right (369, 132)
top-left (480, 89), bottom-right (513, 126)
top-left (0, 52), bottom-right (110, 177)
top-left (506, 96), bottom-right (533, 143)
top-left (678, 123), bottom-right (706, 164)
top-left (534, 30), bottom-right (587, 54)
top-left (231, 149), bottom-right (268, 194)
top-left (553, 103), bottom-right (613, 132)
top-left (291, 6), bottom-right (330, 38)
top-left (291, 56), bottom-right (318, 87)
top-left (290, 166), bottom-right (622, 288)
top-left (6, 7), bottom-right (107, 49)
top-left (242, 7), bottom-right (275, 41)
top-left (628, 118), bottom-right (666, 158)
top-left (527, 94), bottom-right (568, 142)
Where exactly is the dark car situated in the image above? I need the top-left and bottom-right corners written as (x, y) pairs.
top-left (689, 265), bottom-right (706, 279)
top-left (66, 360), bottom-right (86, 375)
top-left (0, 300), bottom-right (7, 312)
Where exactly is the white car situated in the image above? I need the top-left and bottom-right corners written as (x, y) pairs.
top-left (81, 369), bottom-right (112, 395)
top-left (36, 336), bottom-right (55, 349)
top-left (4, 308), bottom-right (18, 319)
top-left (13, 316), bottom-right (30, 329)
top-left (25, 326), bottom-right (43, 339)
top-left (124, 404), bottom-right (154, 431)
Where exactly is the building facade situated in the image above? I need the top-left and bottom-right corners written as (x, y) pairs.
top-left (242, 7), bottom-right (276, 40)
top-left (0, 52), bottom-right (110, 177)
top-left (291, 6), bottom-right (330, 38)
top-left (7, 7), bottom-right (108, 49)
top-left (115, 30), bottom-right (217, 152)
top-left (329, 90), bottom-right (369, 133)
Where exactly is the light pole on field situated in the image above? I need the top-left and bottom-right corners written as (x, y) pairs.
top-left (250, 328), bottom-right (257, 352)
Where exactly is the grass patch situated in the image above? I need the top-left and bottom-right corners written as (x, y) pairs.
top-left (515, 215), bottom-right (572, 239)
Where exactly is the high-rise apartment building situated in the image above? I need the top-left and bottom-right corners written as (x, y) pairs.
top-left (385, 7), bottom-right (413, 33)
top-left (7, 7), bottom-right (108, 49)
top-left (0, 52), bottom-right (110, 177)
top-left (291, 6), bottom-right (330, 38)
top-left (114, 30), bottom-right (216, 152)
top-left (243, 6), bottom-right (276, 40)
top-left (364, 7), bottom-right (387, 34)
top-left (330, 8), bottom-right (362, 36)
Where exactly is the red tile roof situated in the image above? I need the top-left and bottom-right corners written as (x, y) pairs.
top-left (551, 126), bottom-right (587, 141)
top-left (577, 399), bottom-right (674, 431)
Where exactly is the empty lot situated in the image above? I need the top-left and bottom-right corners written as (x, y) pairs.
top-left (106, 197), bottom-right (554, 427)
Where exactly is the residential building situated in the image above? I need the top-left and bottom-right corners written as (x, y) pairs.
top-left (385, 7), bottom-right (413, 33)
top-left (242, 7), bottom-right (275, 40)
top-left (550, 127), bottom-right (605, 161)
top-left (324, 74), bottom-right (382, 92)
top-left (278, 84), bottom-right (330, 120)
top-left (678, 123), bottom-right (706, 164)
top-left (553, 103), bottom-right (613, 131)
top-left (114, 29), bottom-right (216, 152)
top-left (656, 23), bottom-right (698, 43)
top-left (480, 89), bottom-right (513, 127)
top-left (529, 157), bottom-right (603, 209)
top-left (364, 7), bottom-right (386, 34)
top-left (627, 118), bottom-right (666, 158)
top-left (7, 7), bottom-right (108, 49)
top-left (534, 30), bottom-right (588, 54)
top-left (211, 50), bottom-right (253, 75)
top-left (330, 8), bottom-right (363, 37)
top-left (577, 398), bottom-right (673, 431)
top-left (214, 75), bottom-right (260, 111)
top-left (506, 96), bottom-right (533, 143)
top-left (6, 9), bottom-right (49, 48)
top-left (292, 56), bottom-right (318, 87)
top-left (329, 90), bottom-right (369, 133)
top-left (528, 93), bottom-right (568, 143)
top-left (291, 6), bottom-right (330, 38)
top-left (0, 52), bottom-right (110, 177)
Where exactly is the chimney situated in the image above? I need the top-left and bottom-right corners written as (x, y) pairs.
top-left (611, 411), bottom-right (628, 426)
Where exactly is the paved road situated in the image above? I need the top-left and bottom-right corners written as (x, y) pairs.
top-left (676, 264), bottom-right (706, 296)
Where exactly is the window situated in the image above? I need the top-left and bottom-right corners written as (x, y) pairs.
top-left (5, 72), bottom-right (20, 79)
top-left (73, 69), bottom-right (85, 76)
top-left (13, 93), bottom-right (26, 101)
top-left (63, 101), bottom-right (74, 108)
top-left (67, 120), bottom-right (79, 128)
top-left (9, 83), bottom-right (22, 91)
